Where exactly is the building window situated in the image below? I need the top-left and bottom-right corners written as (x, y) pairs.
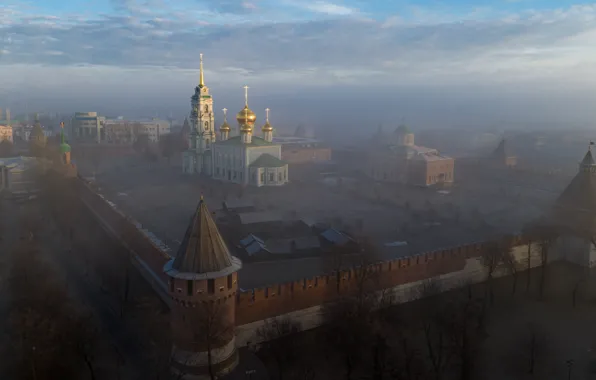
top-left (278, 172), bottom-right (282, 181)
top-left (284, 170), bottom-right (286, 180)
top-left (216, 167), bottom-right (220, 175)
top-left (269, 172), bottom-right (274, 182)
top-left (206, 139), bottom-right (210, 148)
top-left (187, 280), bottom-right (193, 296)
top-left (227, 275), bottom-right (233, 289)
top-left (253, 172), bottom-right (257, 183)
top-left (261, 173), bottom-right (265, 182)
top-left (233, 171), bottom-right (237, 180)
top-left (207, 279), bottom-right (215, 294)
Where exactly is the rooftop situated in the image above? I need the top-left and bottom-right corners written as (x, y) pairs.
top-left (165, 198), bottom-right (242, 280)
top-left (216, 136), bottom-right (275, 147)
top-left (250, 153), bottom-right (287, 168)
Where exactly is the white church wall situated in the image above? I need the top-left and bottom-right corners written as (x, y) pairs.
top-left (236, 243), bottom-right (542, 347)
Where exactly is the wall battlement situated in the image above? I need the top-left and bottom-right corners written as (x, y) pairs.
top-left (235, 236), bottom-right (525, 325)
top-left (73, 176), bottom-right (529, 328)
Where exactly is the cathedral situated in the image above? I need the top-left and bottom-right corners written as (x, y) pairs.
top-left (182, 55), bottom-right (289, 187)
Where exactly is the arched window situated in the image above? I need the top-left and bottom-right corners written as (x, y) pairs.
top-left (204, 121), bottom-right (209, 130)
top-left (204, 105), bottom-right (209, 113)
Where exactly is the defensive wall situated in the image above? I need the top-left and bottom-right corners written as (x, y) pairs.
top-left (71, 176), bottom-right (544, 346)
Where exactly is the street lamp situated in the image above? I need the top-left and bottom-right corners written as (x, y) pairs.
top-left (566, 359), bottom-right (574, 380)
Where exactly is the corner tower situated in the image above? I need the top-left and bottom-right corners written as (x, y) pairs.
top-left (164, 197), bottom-right (242, 379)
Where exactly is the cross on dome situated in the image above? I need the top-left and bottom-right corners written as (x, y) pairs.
top-left (265, 108), bottom-right (270, 123)
top-left (244, 85), bottom-right (249, 106)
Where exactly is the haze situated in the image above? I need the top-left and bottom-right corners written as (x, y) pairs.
top-left (2, 0), bottom-right (596, 133)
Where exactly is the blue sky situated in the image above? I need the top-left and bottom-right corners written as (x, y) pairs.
top-left (2, 0), bottom-right (596, 123)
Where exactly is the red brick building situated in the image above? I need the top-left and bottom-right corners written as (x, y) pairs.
top-left (367, 125), bottom-right (455, 186)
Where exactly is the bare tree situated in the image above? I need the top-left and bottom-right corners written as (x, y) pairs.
top-left (509, 322), bottom-right (552, 376)
top-left (481, 241), bottom-right (504, 305)
top-left (501, 246), bottom-right (520, 297)
top-left (535, 224), bottom-right (557, 300)
top-left (189, 302), bottom-right (234, 380)
top-left (256, 317), bottom-right (302, 380)
top-left (413, 280), bottom-right (452, 380)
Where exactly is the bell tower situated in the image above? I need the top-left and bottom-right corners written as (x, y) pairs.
top-left (189, 53), bottom-right (217, 173)
top-left (164, 196), bottom-right (242, 378)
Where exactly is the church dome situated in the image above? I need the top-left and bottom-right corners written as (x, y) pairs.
top-left (220, 120), bottom-right (231, 132)
top-left (60, 142), bottom-right (71, 153)
top-left (236, 106), bottom-right (256, 126)
top-left (261, 121), bottom-right (273, 132)
top-left (395, 124), bottom-right (411, 135)
top-left (240, 123), bottom-right (252, 133)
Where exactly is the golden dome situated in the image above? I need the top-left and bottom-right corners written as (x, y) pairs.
top-left (240, 123), bottom-right (253, 133)
top-left (262, 121), bottom-right (273, 132)
top-left (220, 121), bottom-right (231, 132)
top-left (236, 105), bottom-right (256, 125)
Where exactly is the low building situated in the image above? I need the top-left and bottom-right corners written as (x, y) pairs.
top-left (0, 125), bottom-right (12, 142)
top-left (73, 112), bottom-right (105, 143)
top-left (104, 118), bottom-right (171, 144)
top-left (367, 125), bottom-right (455, 186)
top-left (0, 156), bottom-right (39, 192)
top-left (273, 136), bottom-right (332, 164)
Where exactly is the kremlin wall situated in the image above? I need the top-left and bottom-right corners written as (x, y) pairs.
top-left (71, 175), bottom-right (544, 346)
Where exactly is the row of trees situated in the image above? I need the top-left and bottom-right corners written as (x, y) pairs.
top-left (4, 229), bottom-right (99, 379)
top-left (254, 221), bottom-right (595, 380)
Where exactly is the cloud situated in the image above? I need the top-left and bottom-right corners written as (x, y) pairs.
top-left (2, 1), bottom-right (596, 116)
top-left (298, 1), bottom-right (357, 16)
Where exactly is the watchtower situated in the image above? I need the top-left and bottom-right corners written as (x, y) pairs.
top-left (164, 196), bottom-right (242, 378)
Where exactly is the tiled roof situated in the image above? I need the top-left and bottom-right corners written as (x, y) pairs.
top-left (249, 153), bottom-right (287, 168)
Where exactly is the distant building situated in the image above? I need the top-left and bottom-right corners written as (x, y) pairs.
top-left (104, 118), bottom-right (171, 144)
top-left (0, 125), bottom-right (13, 143)
top-left (73, 112), bottom-right (105, 143)
top-left (273, 136), bottom-right (332, 164)
top-left (367, 125), bottom-right (455, 186)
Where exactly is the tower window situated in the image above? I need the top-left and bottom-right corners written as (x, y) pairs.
top-left (227, 274), bottom-right (233, 289)
top-left (187, 280), bottom-right (193, 296)
top-left (207, 279), bottom-right (215, 294)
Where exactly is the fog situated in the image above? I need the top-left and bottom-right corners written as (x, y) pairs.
top-left (4, 78), bottom-right (596, 138)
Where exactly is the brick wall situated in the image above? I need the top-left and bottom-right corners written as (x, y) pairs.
top-left (73, 178), bottom-right (172, 290)
top-left (234, 237), bottom-right (527, 325)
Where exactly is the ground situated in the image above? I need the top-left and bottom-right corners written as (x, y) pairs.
top-left (76, 151), bottom-right (574, 289)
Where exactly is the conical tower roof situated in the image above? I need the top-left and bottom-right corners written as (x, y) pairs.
top-left (552, 146), bottom-right (596, 233)
top-left (164, 197), bottom-right (241, 280)
top-left (492, 139), bottom-right (507, 159)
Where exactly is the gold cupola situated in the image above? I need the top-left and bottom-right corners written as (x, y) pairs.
top-left (236, 85), bottom-right (256, 126)
top-left (220, 108), bottom-right (231, 132)
top-left (261, 108), bottom-right (273, 132)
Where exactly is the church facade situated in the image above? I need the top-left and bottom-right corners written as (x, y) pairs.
top-left (182, 55), bottom-right (289, 187)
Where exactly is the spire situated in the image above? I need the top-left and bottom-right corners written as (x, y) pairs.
top-left (168, 198), bottom-right (241, 278)
top-left (60, 121), bottom-right (65, 144)
top-left (580, 142), bottom-right (595, 170)
top-left (199, 53), bottom-right (205, 88)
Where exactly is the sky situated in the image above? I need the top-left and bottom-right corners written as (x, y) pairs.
top-left (2, 0), bottom-right (596, 131)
